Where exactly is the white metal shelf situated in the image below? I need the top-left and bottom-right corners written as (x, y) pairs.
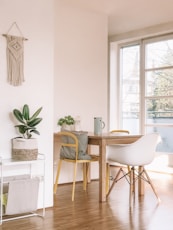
top-left (0, 154), bottom-right (45, 224)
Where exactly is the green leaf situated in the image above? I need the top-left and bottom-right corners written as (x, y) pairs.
top-left (31, 130), bottom-right (40, 135)
top-left (30, 107), bottom-right (42, 121)
top-left (27, 118), bottom-right (42, 127)
top-left (13, 109), bottom-right (25, 124)
top-left (23, 104), bottom-right (29, 120)
top-left (58, 118), bottom-right (65, 126)
top-left (15, 125), bottom-right (28, 134)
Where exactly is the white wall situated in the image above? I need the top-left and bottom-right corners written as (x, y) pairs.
top-left (54, 1), bottom-right (108, 183)
top-left (0, 0), bottom-right (54, 208)
top-left (54, 1), bottom-right (108, 131)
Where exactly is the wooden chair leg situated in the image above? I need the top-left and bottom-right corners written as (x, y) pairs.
top-left (72, 162), bottom-right (78, 201)
top-left (83, 163), bottom-right (87, 191)
top-left (107, 168), bottom-right (122, 197)
top-left (143, 168), bottom-right (161, 202)
top-left (133, 167), bottom-right (135, 194)
top-left (138, 166), bottom-right (144, 196)
top-left (127, 166), bottom-right (135, 193)
top-left (129, 167), bottom-right (133, 208)
top-left (86, 162), bottom-right (90, 183)
top-left (106, 163), bottom-right (110, 194)
top-left (54, 160), bottom-right (62, 194)
top-left (127, 165), bottom-right (130, 173)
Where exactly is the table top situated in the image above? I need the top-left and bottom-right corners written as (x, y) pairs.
top-left (88, 132), bottom-right (141, 138)
top-left (54, 132), bottom-right (142, 145)
top-left (54, 131), bottom-right (141, 137)
top-left (87, 132), bottom-right (142, 145)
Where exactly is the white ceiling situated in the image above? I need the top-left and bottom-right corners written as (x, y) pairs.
top-left (63, 0), bottom-right (173, 36)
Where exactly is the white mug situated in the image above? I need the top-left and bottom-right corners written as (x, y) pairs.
top-left (94, 117), bottom-right (105, 135)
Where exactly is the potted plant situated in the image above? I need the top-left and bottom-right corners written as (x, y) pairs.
top-left (12, 104), bottom-right (43, 160)
top-left (57, 115), bottom-right (75, 131)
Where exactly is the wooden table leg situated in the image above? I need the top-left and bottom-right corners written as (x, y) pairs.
top-left (138, 166), bottom-right (144, 196)
top-left (99, 139), bottom-right (106, 202)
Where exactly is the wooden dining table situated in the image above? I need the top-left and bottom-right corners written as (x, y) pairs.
top-left (87, 133), bottom-right (142, 202)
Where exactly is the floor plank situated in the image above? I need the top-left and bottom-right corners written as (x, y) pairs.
top-left (1, 171), bottom-right (173, 230)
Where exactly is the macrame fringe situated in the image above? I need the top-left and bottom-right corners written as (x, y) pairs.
top-left (2, 22), bottom-right (28, 86)
top-left (6, 35), bottom-right (24, 86)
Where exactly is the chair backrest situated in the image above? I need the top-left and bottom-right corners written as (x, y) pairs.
top-left (107, 133), bottom-right (161, 166)
top-left (59, 131), bottom-right (79, 160)
top-left (110, 130), bottom-right (130, 134)
top-left (58, 131), bottom-right (91, 160)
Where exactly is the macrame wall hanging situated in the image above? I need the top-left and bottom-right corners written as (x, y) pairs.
top-left (2, 22), bottom-right (28, 86)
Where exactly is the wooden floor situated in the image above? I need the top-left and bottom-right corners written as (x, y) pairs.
top-left (1, 171), bottom-right (173, 230)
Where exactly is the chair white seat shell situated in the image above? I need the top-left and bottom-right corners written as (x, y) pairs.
top-left (106, 133), bottom-right (161, 207)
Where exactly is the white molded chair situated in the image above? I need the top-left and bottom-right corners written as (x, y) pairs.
top-left (54, 131), bottom-right (99, 201)
top-left (106, 130), bottom-right (130, 193)
top-left (106, 133), bottom-right (161, 206)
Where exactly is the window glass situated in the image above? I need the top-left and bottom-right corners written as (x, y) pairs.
top-left (145, 40), bottom-right (173, 69)
top-left (145, 69), bottom-right (173, 96)
top-left (120, 45), bottom-right (140, 134)
top-left (146, 126), bottom-right (173, 152)
top-left (146, 98), bottom-right (173, 122)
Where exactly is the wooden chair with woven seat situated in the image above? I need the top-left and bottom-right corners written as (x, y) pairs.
top-left (54, 131), bottom-right (99, 201)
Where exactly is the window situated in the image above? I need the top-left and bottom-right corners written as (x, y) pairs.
top-left (120, 44), bottom-right (140, 134)
top-left (110, 34), bottom-right (173, 153)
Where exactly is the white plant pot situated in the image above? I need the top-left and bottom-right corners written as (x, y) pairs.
top-left (12, 138), bottom-right (38, 161)
top-left (61, 124), bottom-right (74, 131)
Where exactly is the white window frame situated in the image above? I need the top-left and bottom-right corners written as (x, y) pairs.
top-left (109, 33), bottom-right (173, 142)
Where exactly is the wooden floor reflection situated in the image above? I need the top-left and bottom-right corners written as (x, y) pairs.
top-left (1, 171), bottom-right (173, 230)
